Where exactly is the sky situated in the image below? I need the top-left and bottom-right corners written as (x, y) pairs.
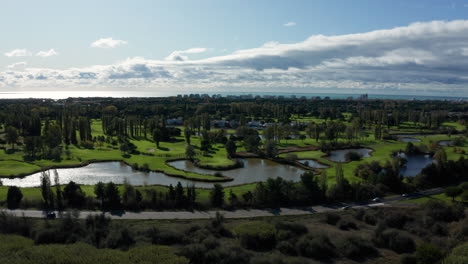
top-left (2, 0), bottom-right (468, 96)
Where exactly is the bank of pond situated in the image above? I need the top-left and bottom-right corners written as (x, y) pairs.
top-left (0, 145), bottom-right (440, 188)
top-left (1, 159), bottom-right (306, 188)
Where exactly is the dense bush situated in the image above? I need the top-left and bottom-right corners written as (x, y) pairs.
top-left (276, 241), bottom-right (297, 256)
top-left (180, 237), bottom-right (250, 264)
top-left (443, 242), bottom-right (468, 264)
top-left (400, 254), bottom-right (417, 264)
top-left (148, 227), bottom-right (186, 245)
top-left (275, 221), bottom-right (308, 235)
top-left (415, 243), bottom-right (444, 264)
top-left (233, 221), bottom-right (277, 251)
top-left (324, 212), bottom-right (341, 225)
top-left (424, 200), bottom-right (465, 222)
top-left (0, 234), bottom-right (188, 264)
top-left (336, 236), bottom-right (378, 260)
top-left (374, 228), bottom-right (416, 254)
top-left (296, 234), bottom-right (336, 261)
top-left (337, 219), bottom-right (358, 230)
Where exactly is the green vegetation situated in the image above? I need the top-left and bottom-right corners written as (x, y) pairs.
top-left (0, 200), bottom-right (465, 264)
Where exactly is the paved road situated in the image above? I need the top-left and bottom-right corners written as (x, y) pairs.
top-left (1, 188), bottom-right (443, 220)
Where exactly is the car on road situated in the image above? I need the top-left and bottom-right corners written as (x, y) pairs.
top-left (340, 205), bottom-right (351, 210)
top-left (372, 197), bottom-right (382, 202)
top-left (46, 212), bottom-right (56, 219)
top-left (401, 193), bottom-right (410, 197)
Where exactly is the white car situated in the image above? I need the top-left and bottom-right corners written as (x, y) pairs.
top-left (372, 197), bottom-right (382, 202)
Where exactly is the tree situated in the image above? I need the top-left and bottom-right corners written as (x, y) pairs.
top-left (184, 127), bottom-right (192, 144)
top-left (243, 135), bottom-right (260, 153)
top-left (54, 170), bottom-right (63, 211)
top-left (6, 186), bottom-right (23, 209)
top-left (122, 180), bottom-right (139, 210)
top-left (152, 128), bottom-right (162, 148)
top-left (185, 144), bottom-right (196, 160)
top-left (300, 172), bottom-right (321, 201)
top-left (460, 190), bottom-right (468, 202)
top-left (5, 126), bottom-right (19, 149)
top-left (40, 171), bottom-right (54, 211)
top-left (445, 186), bottom-right (462, 202)
top-left (225, 139), bottom-right (237, 158)
top-left (63, 181), bottom-right (86, 208)
top-left (320, 170), bottom-right (328, 196)
top-left (210, 184), bottom-right (225, 207)
top-left (95, 181), bottom-right (106, 208)
top-left (105, 182), bottom-right (121, 211)
top-left (264, 140), bottom-right (278, 158)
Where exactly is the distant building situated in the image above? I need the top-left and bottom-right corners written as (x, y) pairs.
top-left (167, 117), bottom-right (183, 126)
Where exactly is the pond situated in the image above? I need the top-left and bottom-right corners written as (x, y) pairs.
top-left (168, 158), bottom-right (306, 185)
top-left (326, 148), bottom-right (372, 162)
top-left (298, 160), bottom-right (329, 169)
top-left (438, 140), bottom-right (453, 146)
top-left (399, 137), bottom-right (421, 142)
top-left (396, 152), bottom-right (434, 177)
top-left (1, 159), bottom-right (306, 188)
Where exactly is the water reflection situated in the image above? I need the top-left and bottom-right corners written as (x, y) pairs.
top-left (2, 159), bottom-right (306, 188)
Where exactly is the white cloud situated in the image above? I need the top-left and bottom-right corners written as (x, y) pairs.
top-left (165, 47), bottom-right (208, 61)
top-left (4, 20), bottom-right (468, 96)
top-left (6, 62), bottom-right (27, 71)
top-left (4, 49), bottom-right (32, 57)
top-left (90, 38), bottom-right (127, 48)
top-left (36, 49), bottom-right (58, 57)
top-left (283, 21), bottom-right (296, 27)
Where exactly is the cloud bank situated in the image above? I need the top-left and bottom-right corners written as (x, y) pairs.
top-left (3, 20), bottom-right (468, 96)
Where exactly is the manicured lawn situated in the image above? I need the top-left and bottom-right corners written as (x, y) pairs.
top-left (0, 160), bottom-right (41, 177)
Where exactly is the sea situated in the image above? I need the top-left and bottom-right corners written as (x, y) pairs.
top-left (0, 90), bottom-right (467, 101)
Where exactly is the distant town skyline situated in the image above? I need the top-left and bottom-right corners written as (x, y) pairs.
top-left (2, 0), bottom-right (468, 96)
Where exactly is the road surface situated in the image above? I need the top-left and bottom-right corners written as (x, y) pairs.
top-left (1, 188), bottom-right (443, 220)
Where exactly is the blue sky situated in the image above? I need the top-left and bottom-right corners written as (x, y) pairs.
top-left (2, 0), bottom-right (468, 96)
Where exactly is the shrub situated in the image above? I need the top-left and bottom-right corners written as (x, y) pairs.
top-left (338, 219), bottom-right (358, 230)
top-left (276, 241), bottom-right (297, 256)
top-left (374, 229), bottom-right (416, 254)
top-left (148, 227), bottom-right (185, 245)
top-left (384, 211), bottom-right (410, 229)
top-left (324, 212), bottom-right (341, 225)
top-left (443, 242), bottom-right (468, 264)
top-left (424, 200), bottom-right (464, 222)
top-left (400, 254), bottom-right (417, 264)
top-left (296, 234), bottom-right (336, 260)
top-left (337, 236), bottom-right (377, 260)
top-left (416, 243), bottom-right (444, 264)
top-left (275, 221), bottom-right (308, 235)
top-left (233, 221), bottom-right (277, 251)
top-left (363, 213), bottom-right (377, 225)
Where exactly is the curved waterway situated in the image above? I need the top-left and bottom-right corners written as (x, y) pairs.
top-left (298, 160), bottom-right (329, 169)
top-left (396, 153), bottom-right (434, 177)
top-left (168, 158), bottom-right (306, 185)
top-left (1, 159), bottom-right (306, 188)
